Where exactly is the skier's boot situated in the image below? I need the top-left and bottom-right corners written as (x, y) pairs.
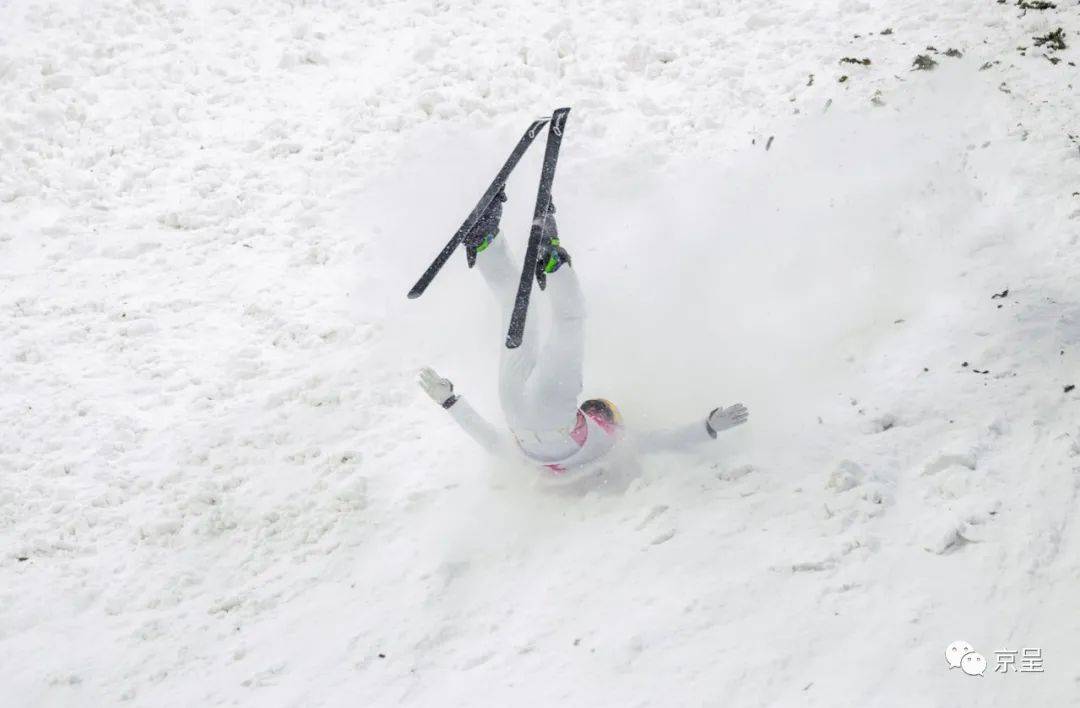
top-left (535, 200), bottom-right (571, 291)
top-left (464, 188), bottom-right (506, 268)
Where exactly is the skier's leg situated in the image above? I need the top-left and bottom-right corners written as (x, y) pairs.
top-left (525, 264), bottom-right (585, 431)
top-left (474, 236), bottom-right (520, 313)
top-left (475, 237), bottom-right (540, 429)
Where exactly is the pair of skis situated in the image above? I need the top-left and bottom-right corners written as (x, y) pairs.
top-left (407, 107), bottom-right (571, 349)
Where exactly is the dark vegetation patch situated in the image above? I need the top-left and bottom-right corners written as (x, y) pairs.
top-left (912, 54), bottom-right (938, 70)
top-left (1033, 28), bottom-right (1066, 51)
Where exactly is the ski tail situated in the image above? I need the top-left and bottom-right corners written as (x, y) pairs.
top-left (505, 107), bottom-right (571, 349)
top-left (407, 118), bottom-right (549, 299)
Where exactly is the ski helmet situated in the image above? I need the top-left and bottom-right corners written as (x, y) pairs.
top-left (580, 398), bottom-right (623, 432)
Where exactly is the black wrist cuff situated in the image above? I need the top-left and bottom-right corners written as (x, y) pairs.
top-left (442, 395), bottom-right (459, 410)
top-left (705, 408), bottom-right (719, 439)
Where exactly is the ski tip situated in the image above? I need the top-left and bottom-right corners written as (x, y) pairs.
top-left (407, 288), bottom-right (423, 299)
top-left (505, 336), bottom-right (522, 349)
top-left (550, 107), bottom-right (570, 134)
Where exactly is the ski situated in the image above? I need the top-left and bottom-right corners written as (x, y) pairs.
top-left (505, 107), bottom-right (571, 349)
top-left (407, 118), bottom-right (550, 299)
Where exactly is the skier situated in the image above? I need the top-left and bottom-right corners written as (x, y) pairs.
top-left (418, 191), bottom-right (749, 477)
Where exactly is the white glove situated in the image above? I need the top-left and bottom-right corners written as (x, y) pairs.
top-left (418, 367), bottom-right (458, 408)
top-left (706, 403), bottom-right (749, 437)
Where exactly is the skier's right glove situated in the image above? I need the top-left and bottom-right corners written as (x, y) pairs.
top-left (419, 367), bottom-right (458, 409)
top-left (706, 403), bottom-right (749, 438)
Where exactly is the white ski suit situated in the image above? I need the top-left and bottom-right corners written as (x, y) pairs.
top-left (443, 238), bottom-right (723, 478)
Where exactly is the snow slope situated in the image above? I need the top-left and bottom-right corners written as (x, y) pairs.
top-left (1, 0), bottom-right (1079, 706)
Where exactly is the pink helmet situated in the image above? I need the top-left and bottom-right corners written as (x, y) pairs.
top-left (580, 398), bottom-right (623, 433)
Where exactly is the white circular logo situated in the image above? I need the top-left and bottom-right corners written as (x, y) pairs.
top-left (961, 651), bottom-right (987, 677)
top-left (945, 640), bottom-right (973, 669)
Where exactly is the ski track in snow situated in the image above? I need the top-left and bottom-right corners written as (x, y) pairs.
top-left (1, 0), bottom-right (1079, 706)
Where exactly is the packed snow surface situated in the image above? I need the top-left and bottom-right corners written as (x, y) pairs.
top-left (1, 0), bottom-right (1079, 706)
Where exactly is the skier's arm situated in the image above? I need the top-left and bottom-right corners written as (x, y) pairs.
top-left (418, 367), bottom-right (515, 458)
top-left (636, 404), bottom-right (749, 454)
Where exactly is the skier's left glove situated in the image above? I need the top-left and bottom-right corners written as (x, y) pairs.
top-left (706, 403), bottom-right (749, 438)
top-left (419, 367), bottom-right (458, 409)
